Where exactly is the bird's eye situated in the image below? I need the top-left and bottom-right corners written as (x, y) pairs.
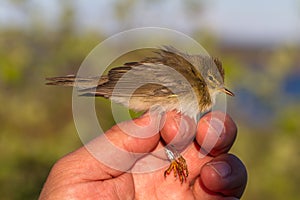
top-left (208, 75), bottom-right (213, 81)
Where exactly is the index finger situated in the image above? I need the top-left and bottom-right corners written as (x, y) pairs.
top-left (196, 111), bottom-right (237, 156)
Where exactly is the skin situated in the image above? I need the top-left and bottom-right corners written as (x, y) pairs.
top-left (39, 111), bottom-right (247, 200)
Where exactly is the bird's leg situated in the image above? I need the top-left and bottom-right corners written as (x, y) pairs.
top-left (177, 155), bottom-right (188, 178)
top-left (164, 146), bottom-right (188, 183)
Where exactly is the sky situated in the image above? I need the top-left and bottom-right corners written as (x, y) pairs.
top-left (0, 0), bottom-right (299, 45)
top-left (204, 0), bottom-right (300, 44)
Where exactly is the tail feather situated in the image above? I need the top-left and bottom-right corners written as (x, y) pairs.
top-left (45, 75), bottom-right (109, 89)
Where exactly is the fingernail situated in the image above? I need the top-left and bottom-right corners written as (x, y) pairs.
top-left (207, 118), bottom-right (224, 137)
top-left (208, 161), bottom-right (231, 178)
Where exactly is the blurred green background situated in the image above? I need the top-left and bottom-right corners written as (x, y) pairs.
top-left (0, 0), bottom-right (299, 199)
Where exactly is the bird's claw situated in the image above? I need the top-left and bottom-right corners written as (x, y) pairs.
top-left (164, 155), bottom-right (188, 183)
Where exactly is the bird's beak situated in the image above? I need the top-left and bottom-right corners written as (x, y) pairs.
top-left (221, 88), bottom-right (235, 96)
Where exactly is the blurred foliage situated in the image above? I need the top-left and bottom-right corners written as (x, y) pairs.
top-left (0, 3), bottom-right (103, 199)
top-left (0, 1), bottom-right (299, 200)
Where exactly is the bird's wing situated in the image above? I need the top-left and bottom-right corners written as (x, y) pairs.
top-left (81, 63), bottom-right (180, 98)
top-left (83, 48), bottom-right (211, 106)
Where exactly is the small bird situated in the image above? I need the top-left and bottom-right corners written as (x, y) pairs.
top-left (46, 46), bottom-right (234, 183)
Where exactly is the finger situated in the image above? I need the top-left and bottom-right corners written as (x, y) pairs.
top-left (52, 112), bottom-right (162, 181)
top-left (196, 111), bottom-right (237, 156)
top-left (86, 112), bottom-right (163, 173)
top-left (160, 111), bottom-right (196, 150)
top-left (197, 154), bottom-right (247, 198)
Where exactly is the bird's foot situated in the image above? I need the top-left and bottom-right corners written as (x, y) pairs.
top-left (164, 155), bottom-right (188, 183)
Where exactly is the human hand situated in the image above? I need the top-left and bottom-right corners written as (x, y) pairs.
top-left (39, 111), bottom-right (247, 200)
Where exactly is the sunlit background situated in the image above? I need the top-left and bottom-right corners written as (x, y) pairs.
top-left (0, 0), bottom-right (299, 199)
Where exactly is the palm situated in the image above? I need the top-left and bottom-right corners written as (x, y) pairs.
top-left (129, 141), bottom-right (213, 199)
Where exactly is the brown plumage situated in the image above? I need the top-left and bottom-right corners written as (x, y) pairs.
top-left (46, 46), bottom-right (232, 117)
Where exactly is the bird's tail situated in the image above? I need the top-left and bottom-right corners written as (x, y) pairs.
top-left (45, 75), bottom-right (109, 89)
